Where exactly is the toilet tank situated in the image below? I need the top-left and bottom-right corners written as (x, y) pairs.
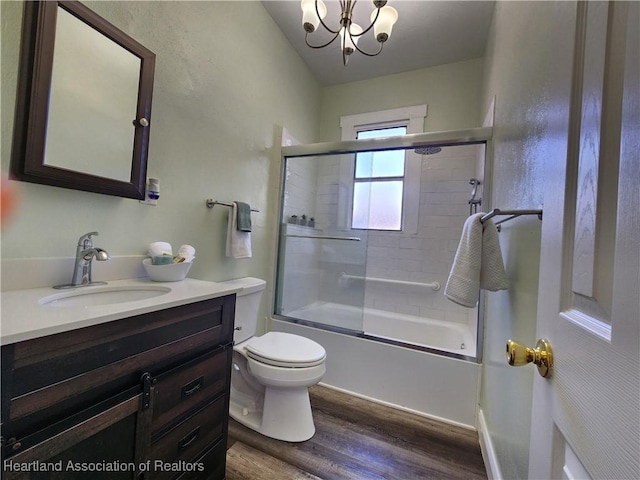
top-left (219, 277), bottom-right (266, 343)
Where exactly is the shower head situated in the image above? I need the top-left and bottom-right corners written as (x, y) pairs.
top-left (414, 146), bottom-right (442, 155)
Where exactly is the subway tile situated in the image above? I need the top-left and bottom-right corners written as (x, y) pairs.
top-left (419, 215), bottom-right (451, 227)
top-left (399, 237), bottom-right (422, 249)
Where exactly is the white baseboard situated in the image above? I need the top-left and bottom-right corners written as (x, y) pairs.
top-left (477, 408), bottom-right (503, 480)
top-left (318, 382), bottom-right (476, 431)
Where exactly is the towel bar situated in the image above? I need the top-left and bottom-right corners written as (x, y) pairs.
top-left (480, 208), bottom-right (542, 227)
top-left (205, 199), bottom-right (259, 212)
top-left (284, 234), bottom-right (361, 242)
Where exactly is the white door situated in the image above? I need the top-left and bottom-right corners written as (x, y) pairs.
top-left (529, 1), bottom-right (639, 479)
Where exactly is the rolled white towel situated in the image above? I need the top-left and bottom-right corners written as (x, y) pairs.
top-left (148, 241), bottom-right (172, 258)
top-left (175, 244), bottom-right (196, 263)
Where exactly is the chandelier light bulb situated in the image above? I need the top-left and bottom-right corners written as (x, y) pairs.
top-left (340, 23), bottom-right (363, 55)
top-left (371, 6), bottom-right (398, 43)
top-left (301, 0), bottom-right (327, 33)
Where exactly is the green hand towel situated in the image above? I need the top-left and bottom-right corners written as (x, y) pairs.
top-left (235, 201), bottom-right (252, 232)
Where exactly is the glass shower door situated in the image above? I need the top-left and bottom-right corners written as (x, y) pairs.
top-left (275, 153), bottom-right (368, 334)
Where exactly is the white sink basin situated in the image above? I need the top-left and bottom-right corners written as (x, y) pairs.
top-left (39, 285), bottom-right (172, 307)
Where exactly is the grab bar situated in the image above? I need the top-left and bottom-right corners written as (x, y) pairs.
top-left (340, 272), bottom-right (440, 291)
top-left (284, 234), bottom-right (361, 241)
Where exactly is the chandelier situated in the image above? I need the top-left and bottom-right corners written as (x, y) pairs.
top-left (301, 0), bottom-right (399, 65)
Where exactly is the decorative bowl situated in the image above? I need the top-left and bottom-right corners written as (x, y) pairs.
top-left (142, 258), bottom-right (193, 282)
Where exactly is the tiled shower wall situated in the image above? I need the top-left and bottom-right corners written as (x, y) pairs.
top-left (278, 157), bottom-right (320, 314)
top-left (280, 144), bottom-right (483, 332)
top-left (362, 145), bottom-right (481, 331)
top-left (282, 156), bottom-right (318, 222)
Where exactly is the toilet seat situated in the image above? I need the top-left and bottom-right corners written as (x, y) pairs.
top-left (244, 332), bottom-right (326, 368)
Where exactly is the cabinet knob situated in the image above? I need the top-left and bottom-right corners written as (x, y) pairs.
top-left (138, 118), bottom-right (149, 127)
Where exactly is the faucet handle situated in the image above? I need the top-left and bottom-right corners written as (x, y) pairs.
top-left (77, 231), bottom-right (99, 247)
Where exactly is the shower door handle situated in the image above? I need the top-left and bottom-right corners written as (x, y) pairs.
top-left (506, 339), bottom-right (553, 378)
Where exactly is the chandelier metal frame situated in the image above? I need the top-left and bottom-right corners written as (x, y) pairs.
top-left (303, 0), bottom-right (394, 65)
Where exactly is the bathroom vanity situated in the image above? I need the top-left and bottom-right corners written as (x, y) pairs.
top-left (0, 279), bottom-right (239, 479)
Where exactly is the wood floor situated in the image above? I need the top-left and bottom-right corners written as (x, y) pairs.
top-left (226, 385), bottom-right (487, 480)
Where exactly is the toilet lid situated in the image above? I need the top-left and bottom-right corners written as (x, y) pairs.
top-left (245, 332), bottom-right (326, 368)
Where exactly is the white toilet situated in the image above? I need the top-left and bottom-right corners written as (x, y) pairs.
top-left (221, 277), bottom-right (326, 442)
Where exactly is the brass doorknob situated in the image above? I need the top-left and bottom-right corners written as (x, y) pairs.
top-left (506, 339), bottom-right (553, 378)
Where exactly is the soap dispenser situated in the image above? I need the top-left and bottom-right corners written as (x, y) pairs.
top-left (140, 177), bottom-right (160, 205)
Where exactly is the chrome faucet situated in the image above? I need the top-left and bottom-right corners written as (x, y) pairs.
top-left (54, 232), bottom-right (110, 289)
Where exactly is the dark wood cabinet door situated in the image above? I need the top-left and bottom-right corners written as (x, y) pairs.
top-left (3, 392), bottom-right (149, 480)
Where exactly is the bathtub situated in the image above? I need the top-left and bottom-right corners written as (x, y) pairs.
top-left (272, 304), bottom-right (481, 428)
top-left (284, 301), bottom-right (476, 357)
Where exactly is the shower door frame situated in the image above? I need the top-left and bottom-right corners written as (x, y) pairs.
top-left (274, 126), bottom-right (493, 363)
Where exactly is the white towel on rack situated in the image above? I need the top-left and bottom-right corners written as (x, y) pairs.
top-left (444, 213), bottom-right (509, 307)
top-left (225, 202), bottom-right (252, 259)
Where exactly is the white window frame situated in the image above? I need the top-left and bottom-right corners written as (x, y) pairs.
top-left (339, 105), bottom-right (427, 234)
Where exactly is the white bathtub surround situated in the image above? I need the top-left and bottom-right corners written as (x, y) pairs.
top-left (287, 302), bottom-right (476, 357)
top-left (363, 308), bottom-right (475, 357)
top-left (272, 319), bottom-right (480, 428)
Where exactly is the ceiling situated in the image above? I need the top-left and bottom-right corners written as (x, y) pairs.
top-left (261, 1), bottom-right (496, 86)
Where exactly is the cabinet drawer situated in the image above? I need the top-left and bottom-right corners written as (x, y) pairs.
top-left (148, 396), bottom-right (226, 479)
top-left (175, 437), bottom-right (226, 480)
top-left (152, 348), bottom-right (231, 430)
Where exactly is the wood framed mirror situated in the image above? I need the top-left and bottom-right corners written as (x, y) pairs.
top-left (10, 0), bottom-right (155, 199)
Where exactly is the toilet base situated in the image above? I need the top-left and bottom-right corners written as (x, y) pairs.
top-left (230, 385), bottom-right (315, 442)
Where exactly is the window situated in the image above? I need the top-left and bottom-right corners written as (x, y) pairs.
top-left (340, 105), bottom-right (427, 234)
top-left (352, 127), bottom-right (407, 230)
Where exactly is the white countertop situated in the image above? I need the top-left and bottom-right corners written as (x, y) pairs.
top-left (0, 278), bottom-right (241, 345)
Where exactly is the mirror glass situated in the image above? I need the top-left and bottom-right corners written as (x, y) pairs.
top-left (11, 1), bottom-right (156, 199)
top-left (45, 7), bottom-right (140, 182)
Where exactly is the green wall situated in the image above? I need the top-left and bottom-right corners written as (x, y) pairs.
top-left (1, 0), bottom-right (320, 300)
top-left (318, 58), bottom-right (484, 142)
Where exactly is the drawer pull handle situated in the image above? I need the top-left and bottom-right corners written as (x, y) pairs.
top-left (178, 426), bottom-right (200, 451)
top-left (181, 376), bottom-right (204, 398)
